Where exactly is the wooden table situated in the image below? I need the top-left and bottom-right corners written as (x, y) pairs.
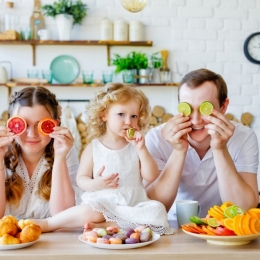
top-left (1, 222), bottom-right (260, 260)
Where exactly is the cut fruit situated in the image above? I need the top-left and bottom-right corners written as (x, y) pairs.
top-left (38, 118), bottom-right (57, 136)
top-left (7, 116), bottom-right (26, 135)
top-left (224, 207), bottom-right (237, 219)
top-left (242, 214), bottom-right (252, 235)
top-left (220, 201), bottom-right (234, 211)
top-left (177, 102), bottom-right (192, 116)
top-left (223, 218), bottom-right (234, 231)
top-left (126, 128), bottom-right (135, 140)
top-left (199, 101), bottom-right (213, 116)
top-left (207, 217), bottom-right (220, 227)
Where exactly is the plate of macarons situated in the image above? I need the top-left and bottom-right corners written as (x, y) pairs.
top-left (78, 226), bottom-right (160, 249)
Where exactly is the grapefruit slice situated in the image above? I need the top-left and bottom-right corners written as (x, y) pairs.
top-left (38, 118), bottom-right (57, 136)
top-left (7, 116), bottom-right (27, 135)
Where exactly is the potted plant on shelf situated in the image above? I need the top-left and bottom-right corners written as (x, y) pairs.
top-left (111, 51), bottom-right (151, 84)
top-left (42, 0), bottom-right (88, 41)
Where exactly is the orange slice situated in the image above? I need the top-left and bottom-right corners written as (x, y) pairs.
top-left (233, 215), bottom-right (245, 236)
top-left (242, 214), bottom-right (252, 235)
top-left (247, 208), bottom-right (260, 219)
top-left (249, 216), bottom-right (260, 234)
top-left (223, 218), bottom-right (234, 231)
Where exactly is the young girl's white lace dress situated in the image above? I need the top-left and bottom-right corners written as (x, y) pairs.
top-left (81, 139), bottom-right (173, 235)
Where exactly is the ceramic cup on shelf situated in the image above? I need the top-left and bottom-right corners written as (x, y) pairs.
top-left (42, 69), bottom-right (53, 83)
top-left (38, 29), bottom-right (51, 40)
top-left (82, 70), bottom-right (94, 84)
top-left (102, 70), bottom-right (113, 84)
top-left (176, 200), bottom-right (201, 227)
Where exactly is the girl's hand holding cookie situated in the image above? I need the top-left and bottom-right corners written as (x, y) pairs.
top-left (125, 128), bottom-right (145, 151)
top-left (0, 126), bottom-right (15, 159)
top-left (49, 126), bottom-right (74, 158)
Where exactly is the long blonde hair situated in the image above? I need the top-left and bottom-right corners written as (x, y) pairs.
top-left (86, 83), bottom-right (151, 142)
top-left (5, 87), bottom-right (61, 206)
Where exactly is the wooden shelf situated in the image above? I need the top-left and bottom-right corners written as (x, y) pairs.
top-left (0, 40), bottom-right (153, 66)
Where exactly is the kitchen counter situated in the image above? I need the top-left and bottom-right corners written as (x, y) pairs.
top-left (1, 222), bottom-right (260, 260)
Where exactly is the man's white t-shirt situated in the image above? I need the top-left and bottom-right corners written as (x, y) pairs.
top-left (145, 122), bottom-right (259, 220)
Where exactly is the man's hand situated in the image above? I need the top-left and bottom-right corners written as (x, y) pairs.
top-left (161, 114), bottom-right (192, 151)
top-left (204, 109), bottom-right (235, 150)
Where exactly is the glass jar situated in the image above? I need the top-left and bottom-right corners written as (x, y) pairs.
top-left (113, 18), bottom-right (128, 41)
top-left (5, 2), bottom-right (15, 31)
top-left (100, 18), bottom-right (113, 41)
top-left (129, 20), bottom-right (143, 41)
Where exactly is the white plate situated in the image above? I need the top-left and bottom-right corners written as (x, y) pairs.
top-left (182, 229), bottom-right (260, 245)
top-left (0, 240), bottom-right (38, 250)
top-left (78, 233), bottom-right (160, 249)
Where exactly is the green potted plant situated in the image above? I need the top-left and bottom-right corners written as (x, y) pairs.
top-left (42, 0), bottom-right (88, 40)
top-left (111, 51), bottom-right (150, 83)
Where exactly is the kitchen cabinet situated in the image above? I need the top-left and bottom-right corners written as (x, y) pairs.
top-left (0, 40), bottom-right (153, 66)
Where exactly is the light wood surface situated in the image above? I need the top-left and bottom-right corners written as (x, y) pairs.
top-left (1, 222), bottom-right (260, 260)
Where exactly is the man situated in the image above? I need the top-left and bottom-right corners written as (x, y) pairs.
top-left (145, 68), bottom-right (259, 219)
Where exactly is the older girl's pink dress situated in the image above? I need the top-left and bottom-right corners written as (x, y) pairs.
top-left (81, 139), bottom-right (173, 235)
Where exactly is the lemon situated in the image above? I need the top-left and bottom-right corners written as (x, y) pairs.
top-left (224, 206), bottom-right (237, 219)
top-left (199, 101), bottom-right (213, 116)
top-left (177, 102), bottom-right (192, 116)
top-left (207, 218), bottom-right (220, 227)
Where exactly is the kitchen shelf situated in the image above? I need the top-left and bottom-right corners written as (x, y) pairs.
top-left (0, 40), bottom-right (153, 66)
top-left (1, 82), bottom-right (179, 96)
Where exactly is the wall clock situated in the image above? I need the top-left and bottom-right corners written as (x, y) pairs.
top-left (244, 32), bottom-right (260, 64)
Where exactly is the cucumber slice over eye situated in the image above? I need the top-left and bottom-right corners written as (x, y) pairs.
top-left (199, 101), bottom-right (214, 116)
top-left (177, 102), bottom-right (192, 116)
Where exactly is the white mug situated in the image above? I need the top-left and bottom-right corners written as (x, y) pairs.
top-left (176, 200), bottom-right (201, 227)
top-left (38, 29), bottom-right (51, 40)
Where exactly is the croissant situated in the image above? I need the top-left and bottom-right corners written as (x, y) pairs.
top-left (1, 215), bottom-right (18, 225)
top-left (18, 219), bottom-right (34, 230)
top-left (17, 224), bottom-right (41, 243)
top-left (0, 234), bottom-right (20, 245)
top-left (0, 220), bottom-right (18, 237)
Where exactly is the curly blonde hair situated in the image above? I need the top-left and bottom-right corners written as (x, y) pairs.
top-left (5, 87), bottom-right (61, 206)
top-left (86, 83), bottom-right (151, 142)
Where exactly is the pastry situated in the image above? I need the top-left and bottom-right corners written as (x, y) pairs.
top-left (17, 224), bottom-right (41, 243)
top-left (0, 234), bottom-right (20, 245)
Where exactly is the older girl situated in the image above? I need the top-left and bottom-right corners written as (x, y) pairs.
top-left (0, 87), bottom-right (81, 219)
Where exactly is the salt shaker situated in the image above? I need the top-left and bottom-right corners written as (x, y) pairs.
top-left (114, 18), bottom-right (128, 41)
top-left (100, 18), bottom-right (113, 41)
top-left (129, 20), bottom-right (143, 41)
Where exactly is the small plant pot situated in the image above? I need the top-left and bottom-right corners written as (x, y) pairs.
top-left (56, 14), bottom-right (73, 40)
top-left (135, 69), bottom-right (152, 84)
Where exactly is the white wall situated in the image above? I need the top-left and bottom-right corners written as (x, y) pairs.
top-left (1, 0), bottom-right (260, 128)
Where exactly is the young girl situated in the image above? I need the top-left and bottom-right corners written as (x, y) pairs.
top-left (35, 83), bottom-right (173, 235)
top-left (0, 87), bottom-right (81, 219)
